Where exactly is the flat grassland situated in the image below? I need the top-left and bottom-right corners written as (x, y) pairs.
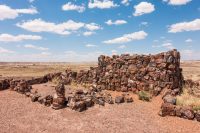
top-left (0, 61), bottom-right (200, 133)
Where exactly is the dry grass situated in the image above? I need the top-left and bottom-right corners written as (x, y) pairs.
top-left (176, 87), bottom-right (200, 111)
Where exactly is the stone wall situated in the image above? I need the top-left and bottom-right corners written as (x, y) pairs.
top-left (60, 49), bottom-right (183, 96)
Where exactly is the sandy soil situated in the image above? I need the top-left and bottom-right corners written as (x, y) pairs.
top-left (1, 88), bottom-right (200, 133)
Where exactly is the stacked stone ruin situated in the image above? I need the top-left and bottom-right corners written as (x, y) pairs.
top-left (1, 49), bottom-right (200, 121)
top-left (59, 49), bottom-right (184, 96)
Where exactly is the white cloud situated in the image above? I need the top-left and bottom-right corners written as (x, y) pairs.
top-left (133, 2), bottom-right (155, 16)
top-left (140, 21), bottom-right (148, 27)
top-left (83, 31), bottom-right (95, 36)
top-left (24, 44), bottom-right (49, 51)
top-left (17, 19), bottom-right (101, 35)
top-left (168, 19), bottom-right (200, 33)
top-left (0, 34), bottom-right (42, 42)
top-left (85, 44), bottom-right (97, 47)
top-left (118, 45), bottom-right (126, 49)
top-left (103, 31), bottom-right (147, 44)
top-left (0, 47), bottom-right (14, 54)
top-left (88, 0), bottom-right (118, 9)
top-left (85, 23), bottom-right (102, 31)
top-left (121, 0), bottom-right (130, 6)
top-left (62, 2), bottom-right (85, 13)
top-left (0, 5), bottom-right (38, 20)
top-left (105, 19), bottom-right (127, 25)
top-left (163, 0), bottom-right (192, 5)
top-left (162, 42), bottom-right (175, 49)
top-left (185, 38), bottom-right (193, 43)
top-left (29, 0), bottom-right (35, 3)
top-left (17, 19), bottom-right (82, 35)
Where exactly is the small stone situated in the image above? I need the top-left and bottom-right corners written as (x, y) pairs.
top-left (163, 94), bottom-right (176, 105)
top-left (115, 96), bottom-right (125, 104)
top-left (31, 94), bottom-right (40, 102)
top-left (195, 111), bottom-right (200, 122)
top-left (159, 103), bottom-right (176, 117)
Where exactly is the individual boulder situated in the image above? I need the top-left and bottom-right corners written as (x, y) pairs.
top-left (163, 94), bottom-right (176, 105)
top-left (115, 96), bottom-right (125, 104)
top-left (195, 111), bottom-right (200, 122)
top-left (159, 103), bottom-right (176, 117)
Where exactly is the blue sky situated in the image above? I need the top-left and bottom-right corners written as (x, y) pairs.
top-left (0, 0), bottom-right (199, 62)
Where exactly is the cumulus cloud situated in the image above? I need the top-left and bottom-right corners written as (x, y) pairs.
top-left (88, 0), bottom-right (118, 9)
top-left (85, 44), bottom-right (97, 47)
top-left (0, 5), bottom-right (38, 20)
top-left (162, 43), bottom-right (175, 49)
top-left (105, 19), bottom-right (127, 25)
top-left (83, 31), bottom-right (95, 36)
top-left (163, 0), bottom-right (192, 5)
top-left (0, 34), bottom-right (42, 42)
top-left (0, 47), bottom-right (14, 54)
top-left (121, 0), bottom-right (130, 6)
top-left (16, 19), bottom-right (101, 35)
top-left (103, 31), bottom-right (147, 44)
top-left (185, 38), bottom-right (193, 43)
top-left (168, 19), bottom-right (200, 33)
top-left (24, 44), bottom-right (49, 51)
top-left (85, 23), bottom-right (102, 31)
top-left (133, 2), bottom-right (155, 16)
top-left (62, 2), bottom-right (85, 13)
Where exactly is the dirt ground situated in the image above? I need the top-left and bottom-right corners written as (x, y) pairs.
top-left (0, 61), bottom-right (200, 133)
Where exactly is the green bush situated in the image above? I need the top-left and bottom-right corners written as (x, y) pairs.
top-left (138, 91), bottom-right (151, 102)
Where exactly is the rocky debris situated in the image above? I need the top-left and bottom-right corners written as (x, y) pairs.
top-left (163, 94), bottom-right (176, 105)
top-left (52, 82), bottom-right (66, 110)
top-left (123, 94), bottom-right (134, 103)
top-left (159, 103), bottom-right (176, 117)
top-left (195, 111), bottom-right (200, 122)
top-left (176, 107), bottom-right (195, 120)
top-left (159, 101), bottom-right (198, 121)
top-left (38, 95), bottom-right (53, 107)
top-left (115, 96), bottom-right (125, 104)
top-left (0, 79), bottom-right (10, 90)
top-left (13, 80), bottom-right (32, 94)
top-left (27, 77), bottom-right (48, 85)
top-left (103, 92), bottom-right (114, 104)
top-left (31, 94), bottom-right (41, 102)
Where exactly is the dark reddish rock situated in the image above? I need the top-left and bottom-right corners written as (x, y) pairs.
top-left (195, 111), bottom-right (200, 122)
top-left (159, 103), bottom-right (176, 117)
top-left (115, 96), bottom-right (125, 104)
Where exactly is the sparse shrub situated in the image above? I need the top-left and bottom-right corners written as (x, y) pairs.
top-left (51, 76), bottom-right (62, 85)
top-left (176, 87), bottom-right (200, 111)
top-left (138, 91), bottom-right (151, 102)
